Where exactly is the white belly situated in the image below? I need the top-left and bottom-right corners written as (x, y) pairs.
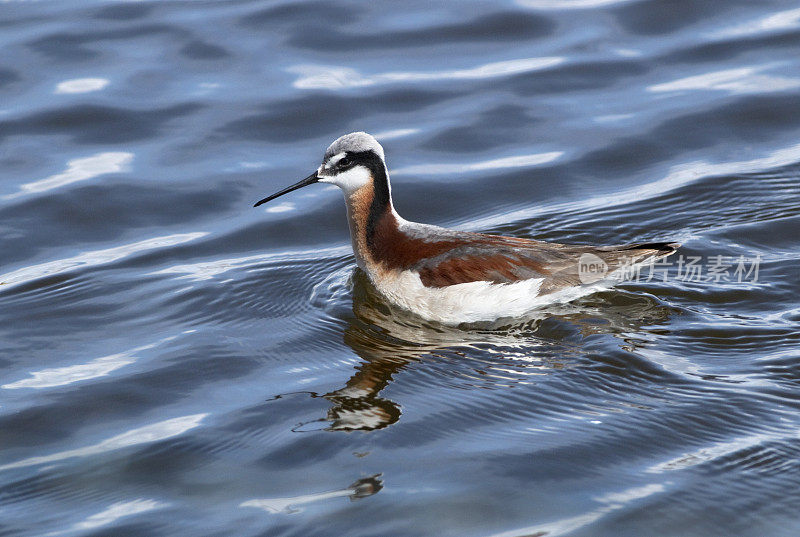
top-left (369, 269), bottom-right (609, 325)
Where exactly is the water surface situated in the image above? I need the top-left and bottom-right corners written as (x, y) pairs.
top-left (1, 1), bottom-right (800, 536)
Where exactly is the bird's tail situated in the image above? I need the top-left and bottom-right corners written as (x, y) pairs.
top-left (621, 241), bottom-right (681, 259)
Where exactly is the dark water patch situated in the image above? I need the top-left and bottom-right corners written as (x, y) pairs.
top-left (759, 354), bottom-right (800, 387)
top-left (217, 90), bottom-right (462, 143)
top-left (239, 1), bottom-right (360, 28)
top-left (256, 434), bottom-right (347, 470)
top-left (89, 522), bottom-right (165, 537)
top-left (655, 94), bottom-right (800, 148)
top-left (719, 214), bottom-right (800, 252)
top-left (423, 104), bottom-right (544, 153)
top-left (132, 347), bottom-right (263, 393)
top-left (0, 103), bottom-right (203, 144)
top-left (0, 386), bottom-right (168, 451)
top-left (508, 59), bottom-right (649, 95)
top-left (712, 438), bottom-right (800, 476)
top-left (180, 40), bottom-right (230, 60)
top-left (663, 29), bottom-right (800, 64)
top-left (0, 68), bottom-right (20, 89)
top-left (577, 138), bottom-right (670, 177)
top-left (0, 181), bottom-right (241, 267)
top-left (0, 12), bottom-right (48, 29)
top-left (0, 472), bottom-right (79, 506)
top-left (221, 392), bottom-right (325, 443)
top-left (611, 0), bottom-right (754, 36)
top-left (285, 11), bottom-right (555, 51)
top-left (603, 468), bottom-right (800, 537)
top-left (574, 101), bottom-right (800, 184)
top-left (0, 285), bottom-right (122, 332)
top-left (0, 272), bottom-right (84, 302)
top-left (513, 163), bottom-right (800, 250)
top-left (27, 24), bottom-right (187, 61)
top-left (121, 437), bottom-right (229, 484)
top-left (92, 3), bottom-right (155, 21)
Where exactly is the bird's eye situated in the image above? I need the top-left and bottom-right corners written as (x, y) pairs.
top-left (338, 156), bottom-right (351, 167)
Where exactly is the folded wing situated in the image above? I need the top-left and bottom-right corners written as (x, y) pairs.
top-left (411, 234), bottom-right (679, 293)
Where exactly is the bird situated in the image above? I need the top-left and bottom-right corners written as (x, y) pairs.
top-left (254, 132), bottom-right (679, 324)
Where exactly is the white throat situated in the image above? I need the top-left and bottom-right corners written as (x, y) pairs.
top-left (318, 165), bottom-right (371, 194)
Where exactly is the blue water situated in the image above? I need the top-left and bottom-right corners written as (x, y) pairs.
top-left (2, 1), bottom-right (800, 536)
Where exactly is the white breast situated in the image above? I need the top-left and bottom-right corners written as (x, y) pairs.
top-left (367, 268), bottom-right (624, 325)
top-left (370, 269), bottom-right (542, 324)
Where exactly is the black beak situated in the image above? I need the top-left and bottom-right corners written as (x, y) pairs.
top-left (254, 172), bottom-right (319, 207)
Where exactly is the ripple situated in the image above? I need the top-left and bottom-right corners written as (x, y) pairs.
top-left (0, 232), bottom-right (207, 292)
top-left (392, 151), bottom-right (563, 176)
top-left (372, 128), bottom-right (420, 140)
top-left (647, 427), bottom-right (800, 473)
top-left (150, 244), bottom-right (349, 282)
top-left (284, 11), bottom-right (555, 51)
top-left (489, 483), bottom-right (666, 537)
top-left (467, 140), bottom-right (800, 231)
top-left (713, 6), bottom-right (800, 39)
top-left (3, 151), bottom-right (133, 199)
top-left (54, 77), bottom-right (110, 94)
top-left (3, 352), bottom-right (136, 390)
top-left (0, 414), bottom-right (207, 472)
top-left (4, 2), bottom-right (800, 536)
top-left (290, 57), bottom-right (565, 90)
top-left (2, 334), bottom-right (180, 390)
top-left (648, 65), bottom-right (800, 94)
top-left (67, 499), bottom-right (165, 533)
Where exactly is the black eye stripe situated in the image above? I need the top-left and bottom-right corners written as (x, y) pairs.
top-left (324, 150), bottom-right (375, 170)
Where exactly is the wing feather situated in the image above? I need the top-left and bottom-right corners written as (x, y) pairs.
top-left (412, 234), bottom-right (679, 292)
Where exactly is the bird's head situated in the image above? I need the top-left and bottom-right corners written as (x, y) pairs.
top-left (254, 132), bottom-right (388, 207)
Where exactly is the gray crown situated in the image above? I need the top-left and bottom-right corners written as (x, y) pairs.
top-left (325, 132), bottom-right (385, 161)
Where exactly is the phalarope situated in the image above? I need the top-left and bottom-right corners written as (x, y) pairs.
top-left (255, 132), bottom-right (678, 324)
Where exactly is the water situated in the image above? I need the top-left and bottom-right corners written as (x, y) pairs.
top-left (1, 1), bottom-right (799, 535)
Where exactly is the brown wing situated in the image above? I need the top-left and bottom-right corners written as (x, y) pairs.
top-left (412, 235), bottom-right (679, 292)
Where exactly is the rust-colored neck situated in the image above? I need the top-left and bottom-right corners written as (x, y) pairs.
top-left (343, 181), bottom-right (381, 271)
top-left (340, 155), bottom-right (394, 272)
top-left (344, 189), bottom-right (463, 278)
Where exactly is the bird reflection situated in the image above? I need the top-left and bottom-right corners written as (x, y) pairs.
top-left (321, 269), bottom-right (674, 432)
top-left (241, 474), bottom-right (383, 514)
